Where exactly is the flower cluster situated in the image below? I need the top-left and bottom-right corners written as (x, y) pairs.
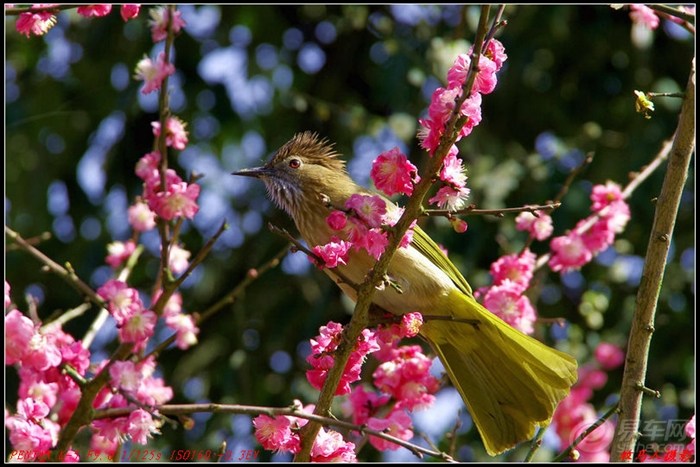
top-left (476, 249), bottom-right (538, 334)
top-left (134, 52), bottom-right (176, 95)
top-left (370, 147), bottom-right (420, 197)
top-left (97, 280), bottom-right (158, 351)
top-left (4, 280), bottom-right (173, 460)
top-left (135, 148), bottom-right (199, 224)
top-left (92, 356), bottom-right (173, 455)
top-left (549, 181), bottom-right (630, 273)
top-left (14, 4), bottom-right (141, 37)
top-left (515, 210), bottom-right (554, 241)
top-left (342, 312), bottom-right (439, 451)
top-left (311, 193), bottom-right (415, 265)
top-left (418, 39), bottom-right (507, 213)
top-left (306, 322), bottom-right (380, 395)
top-left (253, 313), bottom-right (434, 457)
top-left (8, 4), bottom-right (199, 460)
top-left (253, 400), bottom-right (357, 461)
top-left (629, 4), bottom-right (660, 30)
top-left (552, 342), bottom-right (625, 462)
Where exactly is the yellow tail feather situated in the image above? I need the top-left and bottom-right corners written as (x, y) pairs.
top-left (420, 290), bottom-right (578, 456)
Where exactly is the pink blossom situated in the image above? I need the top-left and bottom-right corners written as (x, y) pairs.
top-left (381, 208), bottom-right (416, 249)
top-left (515, 211), bottom-right (554, 241)
top-left (118, 309), bottom-right (157, 346)
top-left (135, 151), bottom-right (161, 183)
top-left (18, 398), bottom-right (51, 421)
top-left (135, 374), bottom-right (174, 407)
top-left (311, 239), bottom-right (351, 269)
top-left (24, 330), bottom-right (63, 372)
top-left (149, 6), bottom-right (186, 42)
top-left (127, 409), bottom-right (160, 445)
top-left (5, 309), bottom-right (35, 365)
top-left (594, 342), bottom-right (625, 370)
top-left (549, 231), bottom-right (593, 273)
top-left (447, 53), bottom-right (470, 89)
top-left (580, 218), bottom-right (615, 254)
top-left (372, 345), bottom-right (440, 411)
top-left (151, 116), bottom-right (189, 150)
top-left (158, 290), bottom-right (183, 318)
top-left (472, 54), bottom-right (498, 95)
top-left (553, 392), bottom-right (614, 462)
top-left (428, 185), bottom-right (470, 211)
top-left (629, 4), bottom-right (660, 30)
top-left (590, 181), bottom-right (624, 212)
top-left (128, 200), bottom-right (157, 231)
top-left (367, 409), bottom-right (414, 451)
top-left (5, 280), bottom-right (12, 310)
top-left (484, 38), bottom-right (508, 71)
top-left (92, 415), bottom-right (128, 443)
top-left (400, 312), bottom-right (423, 338)
top-left (370, 147), bottom-right (419, 196)
top-left (77, 5), bottom-right (112, 17)
top-left (16, 11), bottom-right (57, 37)
top-left (253, 415), bottom-right (300, 453)
top-left (307, 324), bottom-right (379, 395)
top-left (600, 200), bottom-right (631, 234)
top-left (151, 180), bottom-right (200, 220)
top-left (326, 210), bottom-right (347, 231)
top-left (105, 240), bottom-right (136, 268)
top-left (97, 280), bottom-right (144, 325)
top-left (167, 244), bottom-right (191, 274)
top-left (6, 416), bottom-right (59, 452)
top-left (345, 193), bottom-right (386, 228)
top-left (311, 428), bottom-right (357, 462)
top-left (19, 377), bottom-right (59, 409)
top-left (60, 339), bottom-right (90, 375)
top-left (120, 4), bottom-right (140, 21)
top-left (342, 385), bottom-right (391, 425)
top-left (164, 312), bottom-right (199, 349)
top-left (109, 360), bottom-right (142, 392)
top-left (357, 228), bottom-right (390, 260)
top-left (419, 85), bottom-right (483, 154)
top-left (439, 149), bottom-right (467, 187)
top-left (134, 52), bottom-right (175, 95)
top-left (63, 450), bottom-right (80, 462)
top-left (576, 365), bottom-right (608, 401)
top-left (482, 280), bottom-right (537, 334)
top-left (489, 249), bottom-right (536, 292)
top-left (553, 391), bottom-right (613, 462)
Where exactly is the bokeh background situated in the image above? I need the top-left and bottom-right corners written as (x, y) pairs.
top-left (5, 5), bottom-right (694, 461)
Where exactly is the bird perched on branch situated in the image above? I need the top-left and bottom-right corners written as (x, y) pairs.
top-left (234, 131), bottom-right (577, 456)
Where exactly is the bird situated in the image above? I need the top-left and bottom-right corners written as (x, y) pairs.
top-left (233, 131), bottom-right (578, 456)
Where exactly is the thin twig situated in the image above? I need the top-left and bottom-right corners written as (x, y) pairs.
top-left (524, 426), bottom-right (547, 462)
top-left (535, 137), bottom-right (674, 272)
top-left (5, 226), bottom-right (105, 309)
top-left (554, 404), bottom-right (620, 462)
top-left (423, 202), bottom-right (560, 219)
top-left (93, 403), bottom-right (457, 462)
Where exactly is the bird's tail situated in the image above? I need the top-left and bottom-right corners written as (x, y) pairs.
top-left (420, 290), bottom-right (578, 456)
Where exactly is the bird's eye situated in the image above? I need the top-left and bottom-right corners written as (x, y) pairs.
top-left (288, 158), bottom-right (301, 169)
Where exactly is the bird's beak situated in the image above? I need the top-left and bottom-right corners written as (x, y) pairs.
top-left (231, 166), bottom-right (270, 178)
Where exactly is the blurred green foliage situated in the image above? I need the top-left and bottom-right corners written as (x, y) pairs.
top-left (5, 5), bottom-right (694, 461)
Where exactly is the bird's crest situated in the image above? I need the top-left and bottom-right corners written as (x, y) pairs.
top-left (271, 131), bottom-right (346, 172)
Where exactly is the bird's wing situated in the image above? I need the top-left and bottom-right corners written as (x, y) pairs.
top-left (411, 225), bottom-right (473, 297)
